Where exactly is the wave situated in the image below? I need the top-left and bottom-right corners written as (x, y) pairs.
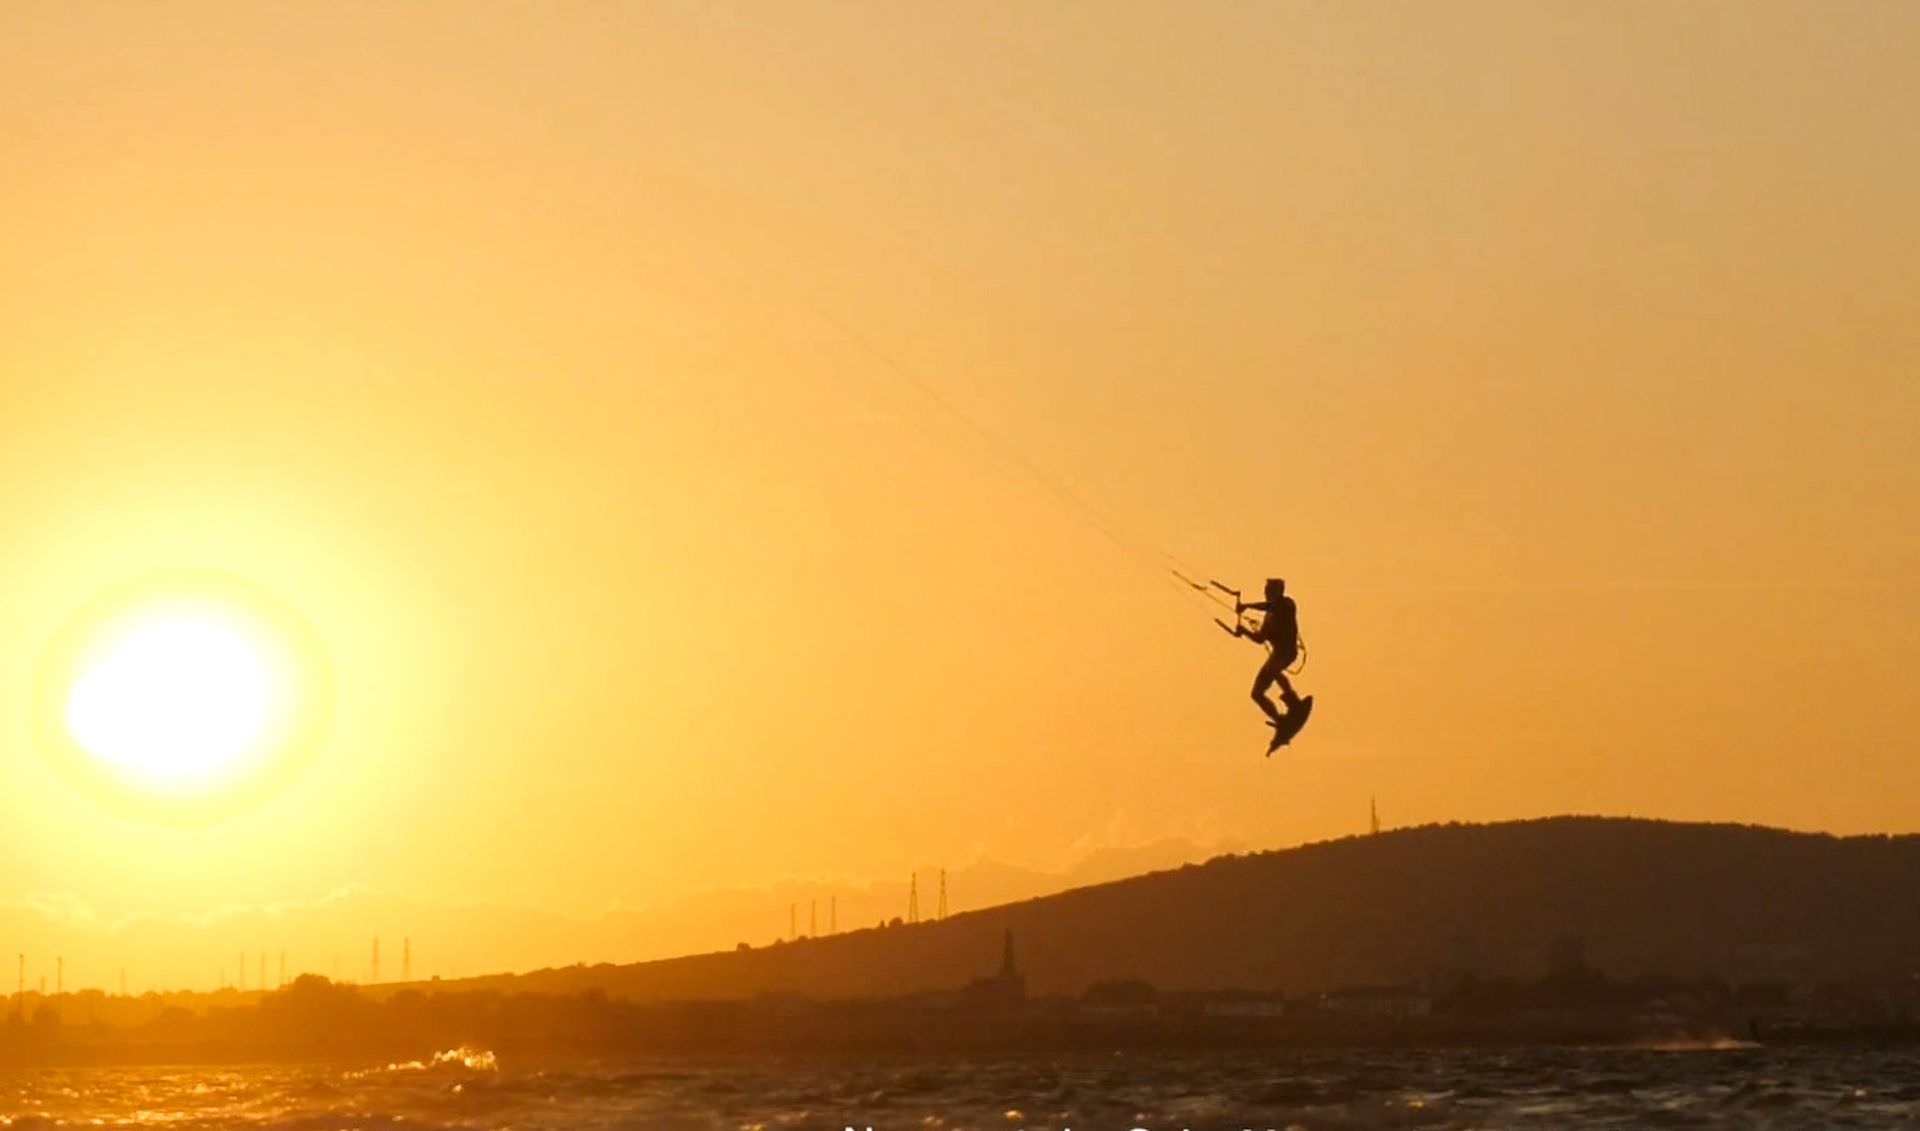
top-left (1620, 1036), bottom-right (1763, 1052)
top-left (351, 1045), bottom-right (500, 1076)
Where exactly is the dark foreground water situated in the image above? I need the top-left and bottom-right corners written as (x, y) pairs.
top-left (4, 1044), bottom-right (1918, 1130)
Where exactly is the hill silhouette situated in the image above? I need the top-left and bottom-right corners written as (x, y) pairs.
top-left (465, 818), bottom-right (1920, 1001)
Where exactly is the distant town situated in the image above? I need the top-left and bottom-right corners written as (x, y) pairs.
top-left (3, 924), bottom-right (1919, 1065)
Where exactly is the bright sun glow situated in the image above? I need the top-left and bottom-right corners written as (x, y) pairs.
top-left (36, 572), bottom-right (329, 824)
top-left (65, 615), bottom-right (281, 785)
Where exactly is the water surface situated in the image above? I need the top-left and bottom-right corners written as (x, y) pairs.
top-left (3, 1044), bottom-right (1916, 1129)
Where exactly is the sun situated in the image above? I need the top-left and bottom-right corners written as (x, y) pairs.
top-left (65, 613), bottom-right (282, 787)
top-left (36, 571), bottom-right (332, 823)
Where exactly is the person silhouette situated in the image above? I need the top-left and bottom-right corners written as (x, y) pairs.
top-left (1234, 578), bottom-right (1312, 753)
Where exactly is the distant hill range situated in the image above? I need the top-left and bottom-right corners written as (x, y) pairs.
top-left (462, 818), bottom-right (1920, 1001)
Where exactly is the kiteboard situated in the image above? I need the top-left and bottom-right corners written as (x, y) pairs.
top-left (1265, 696), bottom-right (1314, 754)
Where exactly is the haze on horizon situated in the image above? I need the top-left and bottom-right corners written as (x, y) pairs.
top-left (3, 2), bottom-right (1917, 990)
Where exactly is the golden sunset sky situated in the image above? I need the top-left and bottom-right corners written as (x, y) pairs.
top-left (3, 2), bottom-right (1917, 989)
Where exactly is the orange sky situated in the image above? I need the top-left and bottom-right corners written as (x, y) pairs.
top-left (3, 2), bottom-right (1917, 990)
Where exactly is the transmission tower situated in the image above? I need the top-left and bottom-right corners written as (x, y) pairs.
top-left (907, 873), bottom-right (919, 923)
top-left (938, 869), bottom-right (948, 919)
top-left (1370, 797), bottom-right (1381, 836)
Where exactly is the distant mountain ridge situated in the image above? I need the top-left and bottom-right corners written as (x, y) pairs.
top-left (475, 817), bottom-right (1920, 1001)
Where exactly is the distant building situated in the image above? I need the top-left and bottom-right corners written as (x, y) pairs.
top-left (960, 929), bottom-right (1027, 1009)
top-left (1431, 935), bottom-right (1484, 999)
top-left (1320, 984), bottom-right (1432, 1018)
top-left (1080, 978), bottom-right (1158, 1016)
top-left (1192, 989), bottom-right (1288, 1019)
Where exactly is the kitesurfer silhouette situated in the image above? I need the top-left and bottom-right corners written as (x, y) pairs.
top-left (1235, 577), bottom-right (1313, 754)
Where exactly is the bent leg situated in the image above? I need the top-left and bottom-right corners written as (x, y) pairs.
top-left (1273, 670), bottom-right (1302, 711)
top-left (1250, 661), bottom-right (1286, 727)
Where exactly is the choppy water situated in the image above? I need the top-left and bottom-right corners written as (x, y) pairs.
top-left (3, 1045), bottom-right (1918, 1130)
